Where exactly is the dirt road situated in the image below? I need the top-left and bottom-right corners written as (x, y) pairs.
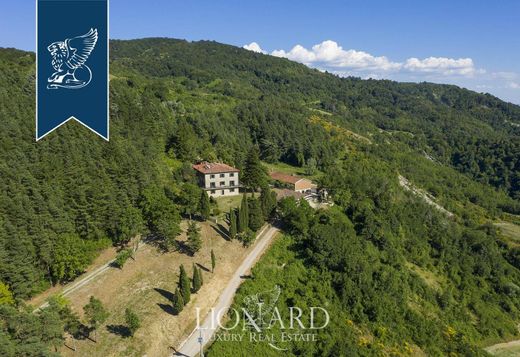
top-left (175, 224), bottom-right (279, 357)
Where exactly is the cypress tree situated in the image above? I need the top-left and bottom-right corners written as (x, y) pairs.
top-left (238, 194), bottom-right (249, 232)
top-left (229, 209), bottom-right (237, 238)
top-left (248, 198), bottom-right (264, 232)
top-left (199, 267), bottom-right (203, 286)
top-left (241, 147), bottom-right (268, 191)
top-left (186, 221), bottom-right (202, 255)
top-left (211, 249), bottom-right (216, 273)
top-left (192, 264), bottom-right (202, 293)
top-left (199, 191), bottom-right (210, 220)
top-left (260, 186), bottom-right (277, 219)
top-left (179, 265), bottom-right (191, 303)
top-left (124, 308), bottom-right (140, 337)
top-left (172, 287), bottom-right (184, 315)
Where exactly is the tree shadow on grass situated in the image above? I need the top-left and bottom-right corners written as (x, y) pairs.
top-left (196, 263), bottom-right (210, 272)
top-left (106, 324), bottom-right (131, 338)
top-left (211, 224), bottom-right (230, 241)
top-left (157, 303), bottom-right (176, 316)
top-left (154, 287), bottom-right (174, 301)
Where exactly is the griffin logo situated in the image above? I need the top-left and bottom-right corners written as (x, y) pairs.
top-left (47, 28), bottom-right (98, 90)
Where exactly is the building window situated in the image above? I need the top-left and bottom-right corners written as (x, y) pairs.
top-left (220, 181), bottom-right (225, 186)
top-left (211, 190), bottom-right (215, 194)
top-left (230, 188), bottom-right (235, 193)
top-left (230, 180), bottom-right (235, 186)
top-left (221, 190), bottom-right (225, 195)
top-left (210, 183), bottom-right (216, 188)
top-left (210, 174), bottom-right (215, 179)
top-left (230, 173), bottom-right (234, 177)
top-left (220, 173), bottom-right (225, 178)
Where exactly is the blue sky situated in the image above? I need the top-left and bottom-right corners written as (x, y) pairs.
top-left (2, 0), bottom-right (520, 103)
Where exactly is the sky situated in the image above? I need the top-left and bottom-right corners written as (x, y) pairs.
top-left (1, 0), bottom-right (520, 104)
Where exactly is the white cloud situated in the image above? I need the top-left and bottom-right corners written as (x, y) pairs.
top-left (272, 40), bottom-right (401, 72)
top-left (249, 40), bottom-right (483, 78)
top-left (243, 42), bottom-right (266, 54)
top-left (509, 82), bottom-right (520, 89)
top-left (403, 57), bottom-right (477, 76)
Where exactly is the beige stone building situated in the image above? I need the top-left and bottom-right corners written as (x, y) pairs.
top-left (193, 162), bottom-right (241, 197)
top-left (269, 171), bottom-right (316, 193)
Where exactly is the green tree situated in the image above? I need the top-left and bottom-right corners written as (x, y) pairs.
top-left (83, 296), bottom-right (109, 342)
top-left (186, 221), bottom-right (202, 255)
top-left (0, 282), bottom-right (14, 305)
top-left (172, 287), bottom-right (184, 315)
top-left (238, 194), bottom-right (249, 233)
top-left (50, 234), bottom-right (93, 283)
top-left (177, 183), bottom-right (201, 220)
top-left (171, 118), bottom-right (198, 161)
top-left (260, 186), bottom-right (277, 219)
top-left (229, 209), bottom-right (237, 238)
top-left (140, 186), bottom-right (181, 251)
top-left (248, 198), bottom-right (264, 232)
top-left (199, 191), bottom-right (211, 220)
top-left (211, 249), bottom-right (216, 273)
top-left (47, 295), bottom-right (81, 349)
top-left (241, 147), bottom-right (268, 191)
top-left (178, 265), bottom-right (191, 303)
top-left (237, 229), bottom-right (255, 247)
top-left (115, 248), bottom-right (133, 269)
top-left (124, 308), bottom-right (140, 337)
top-left (110, 205), bottom-right (144, 246)
top-left (192, 264), bottom-right (202, 293)
top-left (39, 307), bottom-right (64, 353)
top-left (304, 157), bottom-right (317, 175)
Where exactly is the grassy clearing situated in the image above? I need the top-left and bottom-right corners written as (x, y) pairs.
top-left (486, 340), bottom-right (520, 356)
top-left (214, 194), bottom-right (244, 215)
top-left (495, 222), bottom-right (520, 246)
top-left (405, 262), bottom-right (444, 291)
top-left (263, 161), bottom-right (322, 181)
top-left (54, 220), bottom-right (254, 357)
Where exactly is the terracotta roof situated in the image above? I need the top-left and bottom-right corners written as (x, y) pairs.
top-left (193, 162), bottom-right (239, 174)
top-left (269, 171), bottom-right (309, 184)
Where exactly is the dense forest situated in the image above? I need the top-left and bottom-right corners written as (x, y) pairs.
top-left (209, 152), bottom-right (520, 356)
top-left (0, 38), bottom-right (519, 355)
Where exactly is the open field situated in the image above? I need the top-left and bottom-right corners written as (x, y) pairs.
top-left (486, 339), bottom-right (520, 356)
top-left (263, 161), bottom-right (322, 181)
top-left (36, 220), bottom-right (261, 357)
top-left (214, 193), bottom-right (250, 215)
top-left (495, 221), bottom-right (520, 246)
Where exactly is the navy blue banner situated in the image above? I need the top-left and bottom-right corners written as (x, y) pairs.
top-left (37, 0), bottom-right (109, 140)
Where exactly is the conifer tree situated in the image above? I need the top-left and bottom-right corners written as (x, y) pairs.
top-left (211, 249), bottom-right (216, 273)
top-left (178, 265), bottom-right (191, 303)
top-left (229, 209), bottom-right (237, 238)
top-left (238, 194), bottom-right (249, 232)
top-left (199, 191), bottom-right (210, 220)
top-left (248, 198), bottom-right (264, 232)
top-left (241, 147), bottom-right (268, 191)
top-left (192, 264), bottom-right (202, 293)
top-left (125, 308), bottom-right (140, 337)
top-left (172, 287), bottom-right (184, 315)
top-left (260, 185), bottom-right (277, 219)
top-left (83, 296), bottom-right (109, 343)
top-left (186, 221), bottom-right (202, 255)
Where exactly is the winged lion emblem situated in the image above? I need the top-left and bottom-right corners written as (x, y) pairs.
top-left (47, 28), bottom-right (98, 90)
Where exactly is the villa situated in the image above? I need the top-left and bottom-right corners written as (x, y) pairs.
top-left (193, 162), bottom-right (241, 197)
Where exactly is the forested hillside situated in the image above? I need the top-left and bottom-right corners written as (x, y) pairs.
top-left (0, 38), bottom-right (520, 355)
